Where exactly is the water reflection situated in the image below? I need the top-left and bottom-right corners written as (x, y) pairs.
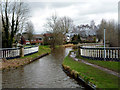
top-left (2, 47), bottom-right (82, 88)
top-left (51, 47), bottom-right (65, 63)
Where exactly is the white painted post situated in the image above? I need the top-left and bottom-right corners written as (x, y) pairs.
top-left (20, 45), bottom-right (24, 57)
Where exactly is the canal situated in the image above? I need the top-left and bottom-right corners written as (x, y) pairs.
top-left (2, 47), bottom-right (84, 88)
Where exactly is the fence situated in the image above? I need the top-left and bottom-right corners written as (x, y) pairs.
top-left (0, 46), bottom-right (39, 59)
top-left (79, 46), bottom-right (120, 61)
top-left (81, 43), bottom-right (103, 46)
top-left (24, 46), bottom-right (39, 56)
top-left (0, 48), bottom-right (20, 59)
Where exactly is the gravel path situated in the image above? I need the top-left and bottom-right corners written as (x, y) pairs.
top-left (70, 52), bottom-right (120, 77)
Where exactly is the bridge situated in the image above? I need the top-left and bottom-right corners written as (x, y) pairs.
top-left (78, 45), bottom-right (120, 61)
top-left (0, 46), bottom-right (39, 59)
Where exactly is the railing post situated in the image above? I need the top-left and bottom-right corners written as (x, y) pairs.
top-left (20, 45), bottom-right (24, 57)
top-left (118, 49), bottom-right (120, 59)
top-left (78, 46), bottom-right (81, 57)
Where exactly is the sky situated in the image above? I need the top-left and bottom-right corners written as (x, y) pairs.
top-left (26, 0), bottom-right (119, 34)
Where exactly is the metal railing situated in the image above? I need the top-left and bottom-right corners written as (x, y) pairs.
top-left (78, 46), bottom-right (120, 61)
top-left (0, 46), bottom-right (39, 59)
top-left (24, 46), bottom-right (39, 56)
top-left (0, 48), bottom-right (20, 59)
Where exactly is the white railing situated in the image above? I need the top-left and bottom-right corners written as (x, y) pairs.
top-left (0, 46), bottom-right (39, 59)
top-left (0, 48), bottom-right (20, 59)
top-left (24, 46), bottom-right (39, 55)
top-left (78, 46), bottom-right (120, 61)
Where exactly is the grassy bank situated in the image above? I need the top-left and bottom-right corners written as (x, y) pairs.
top-left (63, 56), bottom-right (119, 88)
top-left (77, 56), bottom-right (120, 72)
top-left (1, 45), bottom-right (51, 71)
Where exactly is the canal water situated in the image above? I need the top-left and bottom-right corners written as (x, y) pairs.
top-left (2, 47), bottom-right (83, 88)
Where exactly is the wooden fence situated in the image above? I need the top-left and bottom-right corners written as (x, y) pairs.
top-left (78, 46), bottom-right (120, 61)
top-left (0, 46), bottom-right (39, 59)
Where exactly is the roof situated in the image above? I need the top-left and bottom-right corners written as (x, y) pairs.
top-left (31, 40), bottom-right (43, 43)
top-left (43, 33), bottom-right (52, 37)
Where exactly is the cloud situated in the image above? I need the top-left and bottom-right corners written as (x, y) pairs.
top-left (27, 0), bottom-right (119, 34)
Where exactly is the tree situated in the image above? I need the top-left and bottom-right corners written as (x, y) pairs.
top-left (96, 19), bottom-right (107, 41)
top-left (96, 19), bottom-right (118, 47)
top-left (71, 34), bottom-right (81, 44)
top-left (106, 20), bottom-right (118, 46)
top-left (119, 23), bottom-right (120, 47)
top-left (25, 21), bottom-right (34, 44)
top-left (45, 14), bottom-right (74, 48)
top-left (0, 16), bottom-right (2, 48)
top-left (1, 1), bottom-right (10, 48)
top-left (59, 16), bottom-right (73, 34)
top-left (0, 0), bottom-right (29, 48)
top-left (45, 14), bottom-right (59, 48)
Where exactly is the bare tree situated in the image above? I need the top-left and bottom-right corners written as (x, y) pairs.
top-left (59, 16), bottom-right (73, 34)
top-left (0, 15), bottom-right (2, 48)
top-left (97, 19), bottom-right (118, 47)
top-left (106, 20), bottom-right (118, 46)
top-left (25, 21), bottom-right (34, 43)
top-left (96, 19), bottom-right (107, 41)
top-left (45, 14), bottom-right (58, 48)
top-left (1, 1), bottom-right (10, 47)
top-left (45, 14), bottom-right (74, 48)
top-left (0, 0), bottom-right (29, 48)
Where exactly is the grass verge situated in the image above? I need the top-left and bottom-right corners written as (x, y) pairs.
top-left (1, 45), bottom-right (51, 70)
top-left (77, 56), bottom-right (120, 73)
top-left (63, 56), bottom-right (119, 88)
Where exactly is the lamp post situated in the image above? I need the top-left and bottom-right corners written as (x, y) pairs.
top-left (104, 28), bottom-right (106, 60)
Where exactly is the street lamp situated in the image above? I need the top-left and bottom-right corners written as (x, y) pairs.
top-left (104, 28), bottom-right (106, 60)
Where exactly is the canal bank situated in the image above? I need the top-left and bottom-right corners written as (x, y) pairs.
top-left (2, 47), bottom-right (84, 88)
top-left (62, 51), bottom-right (119, 89)
top-left (1, 46), bottom-right (51, 71)
top-left (62, 65), bottom-right (95, 90)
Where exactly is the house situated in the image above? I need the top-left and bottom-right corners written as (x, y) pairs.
top-left (65, 32), bottom-right (78, 42)
top-left (31, 34), bottom-right (44, 45)
top-left (19, 33), bottom-right (44, 45)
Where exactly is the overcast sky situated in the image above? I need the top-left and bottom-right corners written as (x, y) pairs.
top-left (26, 0), bottom-right (119, 34)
